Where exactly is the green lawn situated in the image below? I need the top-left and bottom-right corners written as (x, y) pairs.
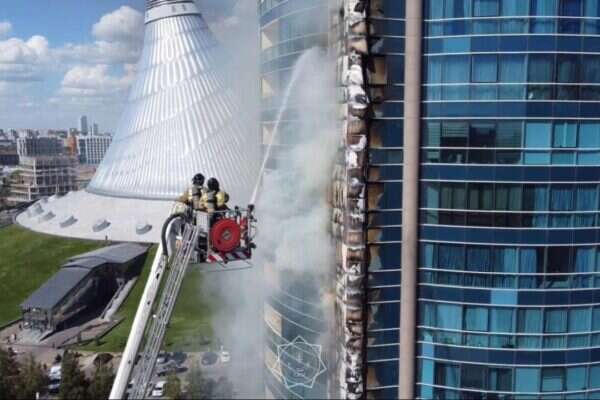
top-left (82, 248), bottom-right (217, 353)
top-left (0, 224), bottom-right (217, 353)
top-left (0, 225), bottom-right (106, 326)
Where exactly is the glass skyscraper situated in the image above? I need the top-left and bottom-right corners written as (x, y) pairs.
top-left (261, 0), bottom-right (600, 398)
top-left (259, 1), bottom-right (330, 399)
top-left (417, 0), bottom-right (600, 398)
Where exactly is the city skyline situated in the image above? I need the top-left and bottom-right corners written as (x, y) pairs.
top-left (0, 0), bottom-right (247, 131)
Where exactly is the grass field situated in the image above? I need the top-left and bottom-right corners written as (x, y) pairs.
top-left (82, 247), bottom-right (218, 353)
top-left (0, 225), bottom-right (106, 326)
top-left (0, 224), bottom-right (217, 352)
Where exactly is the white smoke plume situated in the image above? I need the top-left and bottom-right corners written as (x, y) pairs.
top-left (198, 46), bottom-right (339, 399)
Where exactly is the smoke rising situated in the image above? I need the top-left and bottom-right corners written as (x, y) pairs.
top-left (198, 47), bottom-right (338, 399)
top-left (192, 3), bottom-right (338, 398)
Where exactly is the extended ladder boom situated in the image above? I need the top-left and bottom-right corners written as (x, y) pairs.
top-left (129, 224), bottom-right (201, 399)
top-left (111, 206), bottom-right (256, 399)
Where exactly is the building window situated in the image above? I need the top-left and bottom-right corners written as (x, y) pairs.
top-left (461, 364), bottom-right (487, 389)
top-left (499, 54), bottom-right (526, 83)
top-left (493, 247), bottom-right (517, 272)
top-left (531, 0), bottom-right (557, 16)
top-left (569, 307), bottom-right (591, 333)
top-left (435, 363), bottom-right (460, 387)
top-left (473, 0), bottom-right (499, 17)
top-left (518, 308), bottom-right (543, 333)
top-left (585, 0), bottom-right (600, 17)
top-left (445, 0), bottom-right (472, 18)
top-left (464, 306), bottom-right (488, 331)
top-left (560, 0), bottom-right (583, 16)
top-left (438, 244), bottom-right (465, 269)
top-left (436, 304), bottom-right (462, 330)
top-left (525, 122), bottom-right (552, 148)
top-left (542, 368), bottom-right (565, 392)
top-left (490, 307), bottom-right (514, 333)
top-left (502, 0), bottom-right (529, 16)
top-left (528, 54), bottom-right (555, 83)
top-left (553, 121), bottom-right (578, 148)
top-left (496, 121), bottom-right (522, 147)
top-left (566, 367), bottom-right (587, 391)
top-left (590, 365), bottom-right (600, 389)
top-left (443, 56), bottom-right (470, 83)
top-left (579, 122), bottom-right (600, 148)
top-left (489, 368), bottom-right (513, 392)
top-left (545, 309), bottom-right (568, 333)
top-left (515, 368), bottom-right (540, 393)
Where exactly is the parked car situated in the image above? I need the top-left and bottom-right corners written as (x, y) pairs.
top-left (48, 378), bottom-right (61, 394)
top-left (48, 364), bottom-right (62, 380)
top-left (156, 352), bottom-right (170, 365)
top-left (156, 361), bottom-right (187, 377)
top-left (172, 351), bottom-right (186, 365)
top-left (152, 381), bottom-right (167, 397)
top-left (220, 350), bottom-right (230, 364)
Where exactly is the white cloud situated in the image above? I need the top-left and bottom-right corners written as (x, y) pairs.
top-left (56, 39), bottom-right (142, 65)
top-left (57, 6), bottom-right (144, 65)
top-left (59, 64), bottom-right (134, 98)
top-left (0, 35), bottom-right (49, 64)
top-left (0, 35), bottom-right (49, 81)
top-left (93, 6), bottom-right (144, 43)
top-left (0, 21), bottom-right (12, 37)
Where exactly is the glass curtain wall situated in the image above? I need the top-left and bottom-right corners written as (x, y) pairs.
top-left (260, 1), bottom-right (329, 398)
top-left (417, 0), bottom-right (600, 398)
top-left (364, 1), bottom-right (405, 398)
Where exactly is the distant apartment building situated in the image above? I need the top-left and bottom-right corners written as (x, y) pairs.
top-left (0, 149), bottom-right (19, 166)
top-left (16, 137), bottom-right (63, 158)
top-left (77, 135), bottom-right (111, 165)
top-left (9, 156), bottom-right (77, 203)
top-left (79, 115), bottom-right (89, 135)
top-left (65, 135), bottom-right (78, 156)
top-left (92, 123), bottom-right (99, 136)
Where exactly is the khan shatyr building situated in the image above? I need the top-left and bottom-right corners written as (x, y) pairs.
top-left (17, 0), bottom-right (259, 243)
top-left (261, 0), bottom-right (600, 399)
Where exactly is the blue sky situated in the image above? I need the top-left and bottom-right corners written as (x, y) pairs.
top-left (0, 0), bottom-right (240, 132)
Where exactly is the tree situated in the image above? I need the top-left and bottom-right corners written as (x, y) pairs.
top-left (0, 348), bottom-right (20, 399)
top-left (164, 373), bottom-right (182, 400)
top-left (88, 363), bottom-right (114, 400)
top-left (58, 351), bottom-right (89, 400)
top-left (15, 355), bottom-right (48, 399)
top-left (186, 365), bottom-right (234, 399)
top-left (212, 377), bottom-right (234, 399)
top-left (186, 365), bottom-right (211, 399)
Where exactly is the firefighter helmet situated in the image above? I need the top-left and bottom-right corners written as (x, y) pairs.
top-left (192, 173), bottom-right (205, 186)
top-left (207, 177), bottom-right (220, 191)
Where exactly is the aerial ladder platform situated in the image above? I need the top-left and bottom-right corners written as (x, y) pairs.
top-left (110, 206), bottom-right (256, 399)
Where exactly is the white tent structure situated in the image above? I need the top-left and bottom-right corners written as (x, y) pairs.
top-left (17, 0), bottom-right (259, 243)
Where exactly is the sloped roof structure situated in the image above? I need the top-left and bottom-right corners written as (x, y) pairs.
top-left (17, 0), bottom-right (258, 243)
top-left (21, 243), bottom-right (149, 310)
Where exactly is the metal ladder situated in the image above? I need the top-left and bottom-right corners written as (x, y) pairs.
top-left (129, 223), bottom-right (201, 399)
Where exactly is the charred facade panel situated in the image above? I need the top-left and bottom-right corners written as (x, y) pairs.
top-left (332, 1), bottom-right (405, 399)
top-left (330, 1), bottom-right (371, 398)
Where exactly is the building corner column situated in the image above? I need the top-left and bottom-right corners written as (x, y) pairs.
top-left (399, 0), bottom-right (423, 398)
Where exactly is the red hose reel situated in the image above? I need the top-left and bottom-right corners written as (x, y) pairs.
top-left (210, 219), bottom-right (242, 253)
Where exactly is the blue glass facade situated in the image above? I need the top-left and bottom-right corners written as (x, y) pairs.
top-left (365, 1), bottom-right (405, 399)
top-left (417, 1), bottom-right (600, 399)
top-left (259, 1), bottom-right (329, 398)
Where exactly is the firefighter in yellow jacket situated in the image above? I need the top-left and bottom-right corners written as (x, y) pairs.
top-left (177, 173), bottom-right (207, 211)
top-left (204, 177), bottom-right (230, 212)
